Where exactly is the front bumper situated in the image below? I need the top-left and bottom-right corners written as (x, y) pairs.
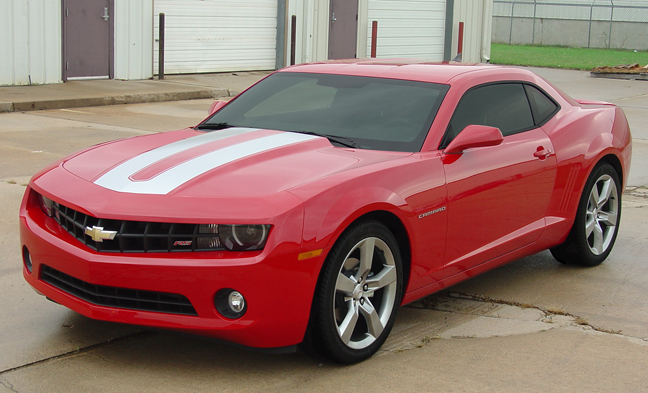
top-left (20, 187), bottom-right (322, 349)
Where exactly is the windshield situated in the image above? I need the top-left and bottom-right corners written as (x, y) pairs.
top-left (200, 72), bottom-right (449, 152)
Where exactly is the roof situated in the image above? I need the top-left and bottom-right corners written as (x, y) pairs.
top-left (278, 59), bottom-right (525, 85)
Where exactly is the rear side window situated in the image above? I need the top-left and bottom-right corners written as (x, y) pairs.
top-left (443, 83), bottom-right (534, 146)
top-left (524, 84), bottom-right (559, 126)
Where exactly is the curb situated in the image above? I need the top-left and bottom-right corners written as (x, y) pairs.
top-left (0, 102), bottom-right (13, 113)
top-left (590, 72), bottom-right (648, 81)
top-left (1, 88), bottom-right (232, 113)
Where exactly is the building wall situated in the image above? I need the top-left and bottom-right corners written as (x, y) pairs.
top-left (452, 0), bottom-right (493, 63)
top-left (287, 0), bottom-right (491, 67)
top-left (0, 0), bottom-right (62, 85)
top-left (114, 0), bottom-right (154, 80)
top-left (286, 0), bottom-right (329, 64)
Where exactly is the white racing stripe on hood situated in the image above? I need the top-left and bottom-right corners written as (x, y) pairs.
top-left (94, 128), bottom-right (319, 195)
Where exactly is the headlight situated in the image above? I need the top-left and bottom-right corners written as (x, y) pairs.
top-left (198, 224), bottom-right (270, 251)
top-left (38, 194), bottom-right (55, 217)
top-left (219, 224), bottom-right (270, 251)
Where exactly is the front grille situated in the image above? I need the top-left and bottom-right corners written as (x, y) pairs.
top-left (52, 202), bottom-right (224, 253)
top-left (41, 265), bottom-right (198, 316)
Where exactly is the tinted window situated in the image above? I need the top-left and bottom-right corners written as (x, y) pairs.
top-left (202, 73), bottom-right (449, 152)
top-left (444, 83), bottom-right (534, 146)
top-left (525, 84), bottom-right (559, 125)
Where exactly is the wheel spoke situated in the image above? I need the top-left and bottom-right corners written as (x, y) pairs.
top-left (357, 238), bottom-right (376, 280)
top-left (366, 265), bottom-right (396, 292)
top-left (336, 272), bottom-right (357, 294)
top-left (359, 299), bottom-right (384, 338)
top-left (585, 217), bottom-right (597, 238)
top-left (337, 301), bottom-right (359, 345)
top-left (589, 185), bottom-right (600, 208)
top-left (590, 222), bottom-right (604, 254)
top-left (597, 179), bottom-right (612, 208)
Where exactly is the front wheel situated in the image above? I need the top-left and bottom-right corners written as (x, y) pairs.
top-left (305, 220), bottom-right (403, 363)
top-left (550, 163), bottom-right (621, 266)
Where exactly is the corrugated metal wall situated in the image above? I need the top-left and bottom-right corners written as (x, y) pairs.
top-left (452, 0), bottom-right (493, 63)
top-left (153, 0), bottom-right (278, 74)
top-left (114, 0), bottom-right (154, 80)
top-left (0, 0), bottom-right (62, 86)
top-left (366, 0), bottom-right (446, 60)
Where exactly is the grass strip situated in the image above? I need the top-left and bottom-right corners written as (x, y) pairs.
top-left (491, 43), bottom-right (648, 70)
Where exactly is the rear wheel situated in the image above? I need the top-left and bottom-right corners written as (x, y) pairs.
top-left (550, 163), bottom-right (621, 266)
top-left (304, 220), bottom-right (403, 363)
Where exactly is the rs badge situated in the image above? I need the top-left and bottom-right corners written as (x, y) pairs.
top-left (84, 226), bottom-right (117, 242)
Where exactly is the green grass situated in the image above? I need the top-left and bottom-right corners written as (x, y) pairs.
top-left (490, 43), bottom-right (648, 70)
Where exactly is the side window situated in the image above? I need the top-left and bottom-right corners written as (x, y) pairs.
top-left (444, 83), bottom-right (534, 146)
top-left (524, 84), bottom-right (559, 125)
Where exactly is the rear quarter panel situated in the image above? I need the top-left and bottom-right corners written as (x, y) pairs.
top-left (540, 103), bottom-right (631, 244)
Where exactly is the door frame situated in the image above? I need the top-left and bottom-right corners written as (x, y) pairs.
top-left (61, 0), bottom-right (115, 81)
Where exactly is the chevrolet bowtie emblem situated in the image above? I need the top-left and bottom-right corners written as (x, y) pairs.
top-left (84, 226), bottom-right (117, 242)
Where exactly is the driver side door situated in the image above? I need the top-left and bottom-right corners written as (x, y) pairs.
top-left (441, 82), bottom-right (559, 277)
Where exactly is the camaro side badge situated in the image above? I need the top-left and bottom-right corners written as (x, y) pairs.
top-left (84, 226), bottom-right (118, 242)
top-left (418, 206), bottom-right (446, 219)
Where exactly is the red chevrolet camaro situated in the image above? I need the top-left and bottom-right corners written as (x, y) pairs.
top-left (20, 60), bottom-right (632, 363)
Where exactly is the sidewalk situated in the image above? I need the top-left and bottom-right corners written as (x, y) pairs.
top-left (0, 72), bottom-right (270, 113)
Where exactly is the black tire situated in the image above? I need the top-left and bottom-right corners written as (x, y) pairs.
top-left (303, 220), bottom-right (403, 363)
top-left (550, 163), bottom-right (621, 267)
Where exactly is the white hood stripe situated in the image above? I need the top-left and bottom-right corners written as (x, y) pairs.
top-left (94, 129), bottom-right (319, 195)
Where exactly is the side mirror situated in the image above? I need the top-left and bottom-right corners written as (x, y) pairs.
top-left (208, 100), bottom-right (228, 116)
top-left (444, 125), bottom-right (503, 154)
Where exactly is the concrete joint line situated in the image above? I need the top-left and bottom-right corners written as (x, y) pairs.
top-left (0, 331), bottom-right (150, 376)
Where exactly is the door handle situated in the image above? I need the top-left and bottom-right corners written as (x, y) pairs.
top-left (332, 12), bottom-right (337, 22)
top-left (102, 7), bottom-right (109, 21)
top-left (533, 147), bottom-right (553, 159)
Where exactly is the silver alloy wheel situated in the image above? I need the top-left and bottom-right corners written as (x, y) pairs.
top-left (333, 237), bottom-right (398, 349)
top-left (585, 173), bottom-right (619, 255)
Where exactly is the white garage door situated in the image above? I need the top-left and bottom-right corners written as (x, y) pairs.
top-left (367, 0), bottom-right (446, 61)
top-left (154, 0), bottom-right (277, 74)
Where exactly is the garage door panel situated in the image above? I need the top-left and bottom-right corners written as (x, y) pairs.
top-left (157, 38), bottom-right (277, 50)
top-left (368, 0), bottom-right (446, 61)
top-left (156, 21), bottom-right (277, 30)
top-left (154, 0), bottom-right (277, 74)
top-left (157, 1), bottom-right (275, 15)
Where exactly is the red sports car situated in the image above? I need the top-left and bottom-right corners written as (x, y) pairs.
top-left (20, 60), bottom-right (632, 363)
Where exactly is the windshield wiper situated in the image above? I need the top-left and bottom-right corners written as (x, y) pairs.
top-left (195, 122), bottom-right (237, 131)
top-left (290, 130), bottom-right (360, 149)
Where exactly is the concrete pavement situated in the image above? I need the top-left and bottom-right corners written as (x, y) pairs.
top-left (1, 67), bottom-right (648, 392)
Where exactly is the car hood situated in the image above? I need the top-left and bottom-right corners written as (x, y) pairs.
top-left (58, 128), bottom-right (405, 199)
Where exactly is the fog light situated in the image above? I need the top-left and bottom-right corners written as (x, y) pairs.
top-left (228, 291), bottom-right (245, 313)
top-left (215, 289), bottom-right (247, 319)
top-left (22, 246), bottom-right (33, 274)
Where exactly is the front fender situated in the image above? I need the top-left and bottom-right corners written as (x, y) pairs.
top-left (302, 185), bottom-right (410, 253)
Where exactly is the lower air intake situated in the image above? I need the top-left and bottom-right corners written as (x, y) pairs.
top-left (40, 265), bottom-right (198, 316)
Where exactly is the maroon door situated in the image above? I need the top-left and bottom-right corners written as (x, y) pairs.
top-left (62, 0), bottom-right (113, 80)
top-left (328, 0), bottom-right (358, 59)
